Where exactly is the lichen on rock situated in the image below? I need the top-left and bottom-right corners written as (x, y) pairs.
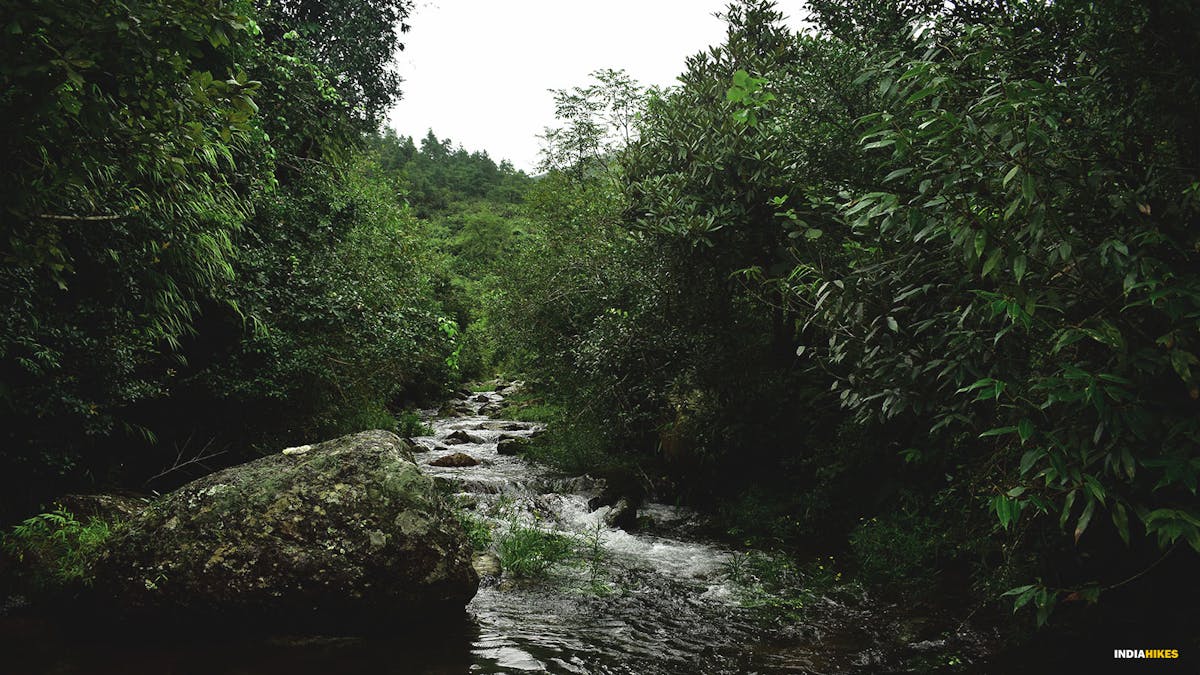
top-left (93, 430), bottom-right (478, 633)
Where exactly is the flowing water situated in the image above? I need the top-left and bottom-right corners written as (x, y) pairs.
top-left (410, 389), bottom-right (997, 674)
top-left (1, 388), bottom-right (1002, 674)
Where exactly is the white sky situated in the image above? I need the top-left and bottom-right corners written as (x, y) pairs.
top-left (386, 1), bottom-right (809, 172)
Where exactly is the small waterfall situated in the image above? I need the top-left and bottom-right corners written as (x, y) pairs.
top-left (414, 390), bottom-right (761, 674)
top-left (412, 389), bottom-right (999, 674)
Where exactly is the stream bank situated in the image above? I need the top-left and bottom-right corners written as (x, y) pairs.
top-left (2, 385), bottom-right (1009, 673)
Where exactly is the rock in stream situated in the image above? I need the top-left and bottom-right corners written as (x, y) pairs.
top-left (93, 430), bottom-right (478, 633)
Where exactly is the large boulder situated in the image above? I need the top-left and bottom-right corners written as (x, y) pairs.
top-left (93, 430), bottom-right (478, 633)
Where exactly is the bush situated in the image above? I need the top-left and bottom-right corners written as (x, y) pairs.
top-left (1, 508), bottom-right (114, 589)
top-left (849, 509), bottom-right (948, 590)
top-left (495, 520), bottom-right (574, 578)
top-left (396, 410), bottom-right (434, 438)
top-left (456, 509), bottom-right (493, 552)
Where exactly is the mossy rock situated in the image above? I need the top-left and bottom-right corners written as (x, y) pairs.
top-left (497, 437), bottom-right (531, 456)
top-left (93, 430), bottom-right (478, 633)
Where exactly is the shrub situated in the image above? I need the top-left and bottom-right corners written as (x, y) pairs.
top-left (495, 520), bottom-right (574, 578)
top-left (456, 510), bottom-right (493, 552)
top-left (396, 410), bottom-right (434, 438)
top-left (1, 508), bottom-right (114, 589)
top-left (849, 509), bottom-right (948, 590)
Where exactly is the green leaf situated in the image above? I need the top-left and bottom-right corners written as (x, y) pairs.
top-left (1074, 499), bottom-right (1095, 544)
top-left (1002, 584), bottom-right (1037, 597)
top-left (1112, 502), bottom-right (1130, 546)
top-left (974, 230), bottom-right (987, 258)
top-left (905, 85), bottom-right (940, 105)
top-left (982, 248), bottom-right (1003, 277)
top-left (980, 426), bottom-right (1018, 438)
top-left (1018, 418), bottom-right (1034, 443)
top-left (1060, 489), bottom-right (1078, 529)
top-left (1020, 449), bottom-right (1040, 474)
top-left (993, 495), bottom-right (1017, 529)
top-left (1003, 165), bottom-right (1020, 187)
top-left (1013, 254), bottom-right (1028, 282)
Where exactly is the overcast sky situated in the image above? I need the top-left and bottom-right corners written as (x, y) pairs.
top-left (386, 1), bottom-right (809, 172)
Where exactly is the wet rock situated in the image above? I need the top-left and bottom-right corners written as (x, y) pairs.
top-left (429, 452), bottom-right (481, 468)
top-left (604, 497), bottom-right (638, 531)
top-left (473, 394), bottom-right (491, 403)
top-left (443, 430), bottom-right (484, 445)
top-left (494, 383), bottom-right (509, 393)
top-left (472, 552), bottom-right (501, 582)
top-left (440, 403), bottom-right (471, 417)
top-left (908, 639), bottom-right (949, 653)
top-left (484, 422), bottom-right (529, 431)
top-left (93, 430), bottom-right (478, 633)
top-left (587, 477), bottom-right (641, 511)
top-left (497, 437), bottom-right (531, 456)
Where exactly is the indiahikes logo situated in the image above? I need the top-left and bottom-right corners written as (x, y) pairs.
top-left (1113, 649), bottom-right (1180, 659)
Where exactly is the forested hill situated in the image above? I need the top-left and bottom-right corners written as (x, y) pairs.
top-left (2, 0), bottom-right (1198, 658)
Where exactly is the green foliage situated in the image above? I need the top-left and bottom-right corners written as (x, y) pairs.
top-left (0, 0), bottom-right (442, 516)
top-left (495, 0), bottom-right (1200, 629)
top-left (193, 156), bottom-right (454, 447)
top-left (721, 551), bottom-right (842, 621)
top-left (575, 520), bottom-right (613, 594)
top-left (369, 128), bottom-right (533, 380)
top-left (495, 519), bottom-right (575, 578)
top-left (539, 69), bottom-right (647, 177)
top-left (2, 508), bottom-right (114, 589)
top-left (849, 509), bottom-right (947, 589)
top-left (455, 509), bottom-right (493, 552)
top-left (396, 411), bottom-right (434, 438)
top-left (779, 0), bottom-right (1200, 618)
top-left (255, 0), bottom-right (413, 131)
top-left (0, 0), bottom-right (269, 490)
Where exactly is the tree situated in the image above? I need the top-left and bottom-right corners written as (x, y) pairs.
top-left (538, 69), bottom-right (646, 177)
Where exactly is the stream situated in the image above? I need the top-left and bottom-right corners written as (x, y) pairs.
top-left (413, 388), bottom-right (998, 673)
top-left (1, 387), bottom-right (1003, 674)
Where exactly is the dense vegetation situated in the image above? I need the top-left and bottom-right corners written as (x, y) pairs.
top-left (2, 0), bottom-right (1197, 649)
top-left (0, 0), bottom-right (529, 521)
top-left (487, 0), bottom-right (1200, 631)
